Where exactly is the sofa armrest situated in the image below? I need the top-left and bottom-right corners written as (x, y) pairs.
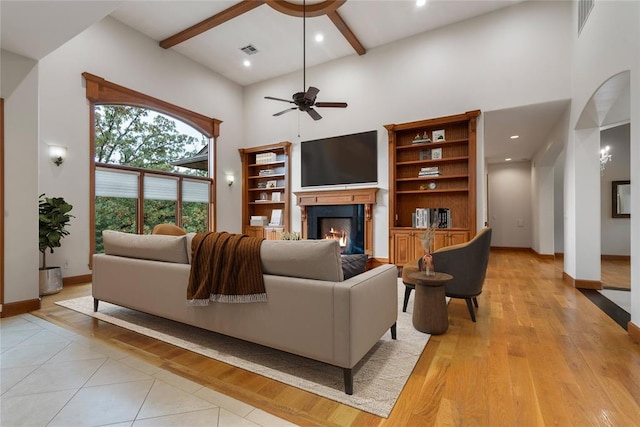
top-left (332, 264), bottom-right (398, 367)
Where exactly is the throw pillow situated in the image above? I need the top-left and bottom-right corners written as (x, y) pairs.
top-left (341, 254), bottom-right (369, 280)
top-left (152, 223), bottom-right (187, 236)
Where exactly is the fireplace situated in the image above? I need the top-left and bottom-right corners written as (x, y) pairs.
top-left (307, 204), bottom-right (365, 254)
top-left (295, 188), bottom-right (378, 256)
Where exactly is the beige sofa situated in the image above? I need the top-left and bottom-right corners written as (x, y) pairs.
top-left (92, 231), bottom-right (398, 394)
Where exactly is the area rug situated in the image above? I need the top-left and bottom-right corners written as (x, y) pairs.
top-left (56, 279), bottom-right (428, 418)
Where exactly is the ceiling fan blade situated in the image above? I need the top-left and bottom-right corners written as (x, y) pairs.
top-left (315, 102), bottom-right (348, 108)
top-left (306, 108), bottom-right (322, 121)
top-left (273, 107), bottom-right (297, 116)
top-left (265, 96), bottom-right (294, 103)
top-left (304, 86), bottom-right (319, 101)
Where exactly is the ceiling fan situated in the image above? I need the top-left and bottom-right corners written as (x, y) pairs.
top-left (265, 0), bottom-right (347, 121)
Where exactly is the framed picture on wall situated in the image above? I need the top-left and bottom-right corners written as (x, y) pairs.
top-left (431, 147), bottom-right (443, 159)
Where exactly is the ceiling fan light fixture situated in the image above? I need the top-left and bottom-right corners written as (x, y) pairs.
top-left (263, 0), bottom-right (347, 121)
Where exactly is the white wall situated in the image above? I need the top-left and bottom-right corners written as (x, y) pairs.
top-left (487, 161), bottom-right (532, 248)
top-left (633, 4), bottom-right (640, 323)
top-left (600, 124), bottom-right (630, 256)
top-left (566, 0), bottom-right (639, 329)
top-left (554, 150), bottom-right (565, 254)
top-left (243, 0), bottom-right (572, 257)
top-left (34, 17), bottom-right (244, 281)
top-left (1, 50), bottom-right (40, 304)
top-left (531, 163), bottom-right (554, 255)
top-left (531, 106), bottom-right (571, 256)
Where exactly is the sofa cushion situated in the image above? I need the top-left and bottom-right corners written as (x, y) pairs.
top-left (186, 233), bottom-right (196, 264)
top-left (103, 230), bottom-right (188, 264)
top-left (341, 254), bottom-right (369, 280)
top-left (260, 239), bottom-right (344, 282)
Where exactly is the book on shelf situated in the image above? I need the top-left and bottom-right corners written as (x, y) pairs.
top-left (436, 208), bottom-right (451, 228)
top-left (250, 216), bottom-right (269, 226)
top-left (256, 152), bottom-right (277, 164)
top-left (418, 166), bottom-right (439, 177)
top-left (413, 207), bottom-right (451, 228)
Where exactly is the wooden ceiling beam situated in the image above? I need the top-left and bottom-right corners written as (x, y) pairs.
top-left (159, 0), bottom-right (366, 57)
top-left (327, 10), bottom-right (365, 56)
top-left (264, 0), bottom-right (345, 17)
top-left (160, 0), bottom-right (265, 49)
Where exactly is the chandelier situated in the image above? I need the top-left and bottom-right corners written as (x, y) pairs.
top-left (600, 145), bottom-right (612, 171)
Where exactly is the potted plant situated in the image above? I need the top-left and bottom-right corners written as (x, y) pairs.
top-left (39, 194), bottom-right (74, 295)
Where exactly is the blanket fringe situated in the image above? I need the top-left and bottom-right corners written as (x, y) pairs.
top-left (188, 293), bottom-right (267, 306)
top-left (187, 298), bottom-right (211, 306)
top-left (211, 293), bottom-right (267, 303)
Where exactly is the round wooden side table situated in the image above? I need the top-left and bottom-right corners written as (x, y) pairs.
top-left (407, 271), bottom-right (453, 335)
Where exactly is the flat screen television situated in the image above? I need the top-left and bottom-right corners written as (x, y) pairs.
top-left (301, 130), bottom-right (378, 187)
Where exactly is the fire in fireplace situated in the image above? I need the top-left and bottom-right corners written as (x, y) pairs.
top-left (323, 225), bottom-right (349, 250)
top-left (307, 205), bottom-right (364, 254)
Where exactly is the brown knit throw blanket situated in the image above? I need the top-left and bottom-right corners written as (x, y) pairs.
top-left (187, 232), bottom-right (266, 305)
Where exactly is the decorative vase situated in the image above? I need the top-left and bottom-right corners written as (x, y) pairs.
top-left (418, 230), bottom-right (436, 276)
top-left (420, 253), bottom-right (435, 276)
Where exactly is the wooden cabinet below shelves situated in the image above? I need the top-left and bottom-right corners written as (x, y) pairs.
top-left (391, 228), bottom-right (471, 266)
top-left (264, 227), bottom-right (284, 240)
top-left (244, 226), bottom-right (284, 240)
top-left (244, 226), bottom-right (265, 239)
top-left (392, 230), bottom-right (425, 266)
top-left (433, 230), bottom-right (469, 250)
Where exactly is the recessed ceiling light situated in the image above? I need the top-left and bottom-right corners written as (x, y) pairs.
top-left (505, 158), bottom-right (512, 161)
top-left (243, 59), bottom-right (251, 67)
top-left (416, 0), bottom-right (427, 6)
top-left (315, 33), bottom-right (324, 42)
top-left (510, 135), bottom-right (519, 139)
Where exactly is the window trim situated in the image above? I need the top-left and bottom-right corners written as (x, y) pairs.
top-left (84, 73), bottom-right (221, 265)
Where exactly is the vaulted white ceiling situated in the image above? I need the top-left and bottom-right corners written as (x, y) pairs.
top-left (1, 0), bottom-right (571, 164)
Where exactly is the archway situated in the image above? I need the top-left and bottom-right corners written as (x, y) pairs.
top-left (570, 71), bottom-right (630, 304)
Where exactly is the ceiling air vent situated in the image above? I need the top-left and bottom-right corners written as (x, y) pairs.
top-left (578, 0), bottom-right (594, 34)
top-left (240, 44), bottom-right (259, 55)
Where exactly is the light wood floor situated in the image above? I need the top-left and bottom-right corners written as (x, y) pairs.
top-left (601, 257), bottom-right (631, 290)
top-left (32, 250), bottom-right (640, 426)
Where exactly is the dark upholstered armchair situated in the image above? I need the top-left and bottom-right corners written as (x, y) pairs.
top-left (430, 227), bottom-right (492, 322)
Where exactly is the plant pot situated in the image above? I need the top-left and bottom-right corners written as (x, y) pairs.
top-left (39, 267), bottom-right (63, 295)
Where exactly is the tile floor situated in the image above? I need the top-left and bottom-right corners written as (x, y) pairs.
top-left (0, 313), bottom-right (298, 427)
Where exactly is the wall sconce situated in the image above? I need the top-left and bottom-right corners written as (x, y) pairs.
top-left (49, 145), bottom-right (67, 166)
top-left (225, 173), bottom-right (235, 186)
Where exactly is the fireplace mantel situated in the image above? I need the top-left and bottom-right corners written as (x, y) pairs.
top-left (295, 188), bottom-right (378, 255)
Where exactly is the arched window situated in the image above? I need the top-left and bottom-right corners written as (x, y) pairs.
top-left (83, 73), bottom-right (221, 258)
